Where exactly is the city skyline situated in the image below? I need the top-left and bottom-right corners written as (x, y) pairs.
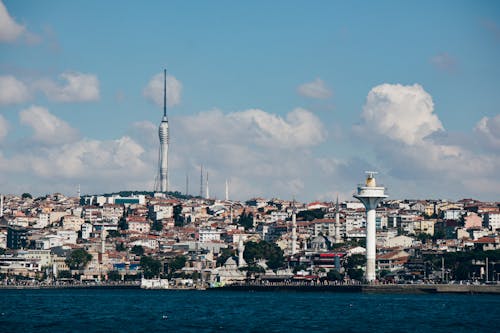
top-left (0, 1), bottom-right (499, 201)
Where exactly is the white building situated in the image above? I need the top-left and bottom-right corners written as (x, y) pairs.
top-left (383, 235), bottom-right (413, 248)
top-left (484, 212), bottom-right (500, 231)
top-left (199, 229), bottom-right (221, 243)
top-left (81, 222), bottom-right (93, 239)
top-left (56, 230), bottom-right (78, 245)
top-left (443, 209), bottom-right (465, 220)
top-left (33, 213), bottom-right (50, 229)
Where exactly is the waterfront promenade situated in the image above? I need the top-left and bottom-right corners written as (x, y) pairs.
top-left (0, 280), bottom-right (140, 289)
top-left (2, 280), bottom-right (499, 294)
top-left (212, 282), bottom-right (500, 294)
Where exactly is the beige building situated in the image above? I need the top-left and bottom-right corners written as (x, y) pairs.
top-left (62, 215), bottom-right (84, 231)
top-left (413, 219), bottom-right (435, 236)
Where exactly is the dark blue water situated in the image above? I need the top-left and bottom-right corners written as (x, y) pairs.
top-left (0, 289), bottom-right (499, 332)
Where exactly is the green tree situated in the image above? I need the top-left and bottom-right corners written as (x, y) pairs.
top-left (152, 220), bottom-right (163, 232)
top-left (21, 192), bottom-right (32, 199)
top-left (131, 245), bottom-right (144, 256)
top-left (57, 270), bottom-right (72, 279)
top-left (216, 248), bottom-right (235, 267)
top-left (416, 233), bottom-right (431, 244)
top-left (118, 217), bottom-right (128, 230)
top-left (344, 254), bottom-right (366, 270)
top-left (191, 271), bottom-right (201, 280)
top-left (65, 248), bottom-right (92, 270)
top-left (140, 256), bottom-right (162, 278)
top-left (168, 255), bottom-right (187, 272)
top-left (433, 229), bottom-right (445, 240)
top-left (243, 240), bottom-right (284, 270)
top-left (237, 210), bottom-right (254, 230)
top-left (327, 270), bottom-right (343, 281)
top-left (174, 204), bottom-right (185, 227)
top-left (347, 268), bottom-right (364, 281)
top-left (107, 270), bottom-right (122, 281)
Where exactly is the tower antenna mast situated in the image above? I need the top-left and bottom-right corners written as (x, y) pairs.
top-left (163, 69), bottom-right (167, 118)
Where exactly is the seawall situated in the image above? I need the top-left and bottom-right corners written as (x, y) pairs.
top-left (211, 284), bottom-right (500, 295)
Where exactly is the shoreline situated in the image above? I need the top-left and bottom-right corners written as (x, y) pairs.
top-left (1, 283), bottom-right (499, 294)
top-left (211, 283), bottom-right (500, 295)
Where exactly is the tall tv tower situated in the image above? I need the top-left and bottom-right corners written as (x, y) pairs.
top-left (157, 69), bottom-right (169, 192)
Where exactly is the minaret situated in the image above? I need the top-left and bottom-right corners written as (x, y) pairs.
top-left (205, 172), bottom-right (209, 199)
top-left (101, 228), bottom-right (106, 256)
top-left (158, 69), bottom-right (169, 192)
top-left (353, 171), bottom-right (387, 283)
top-left (99, 228), bottom-right (107, 282)
top-left (199, 165), bottom-right (203, 197)
top-left (334, 195), bottom-right (342, 243)
top-left (225, 179), bottom-right (229, 201)
top-left (291, 201), bottom-right (297, 255)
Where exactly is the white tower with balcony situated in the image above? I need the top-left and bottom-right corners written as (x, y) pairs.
top-left (353, 171), bottom-right (387, 283)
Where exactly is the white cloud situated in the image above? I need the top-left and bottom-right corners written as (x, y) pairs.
top-left (30, 136), bottom-right (146, 179)
top-left (127, 120), bottom-right (157, 147)
top-left (143, 72), bottom-right (182, 108)
top-left (354, 83), bottom-right (500, 199)
top-left (0, 114), bottom-right (8, 142)
top-left (36, 72), bottom-right (100, 102)
top-left (0, 75), bottom-right (30, 105)
top-left (297, 78), bottom-right (332, 99)
top-left (475, 114), bottom-right (500, 150)
top-left (0, 135), bottom-right (152, 195)
top-left (179, 108), bottom-right (326, 149)
top-left (19, 105), bottom-right (79, 145)
top-left (358, 83), bottom-right (443, 145)
top-left (0, 0), bottom-right (25, 42)
top-left (430, 53), bottom-right (457, 72)
top-left (166, 107), bottom-right (330, 199)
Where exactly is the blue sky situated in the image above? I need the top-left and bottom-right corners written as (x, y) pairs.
top-left (0, 0), bottom-right (499, 201)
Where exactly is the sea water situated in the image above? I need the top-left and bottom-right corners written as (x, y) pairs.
top-left (0, 289), bottom-right (499, 332)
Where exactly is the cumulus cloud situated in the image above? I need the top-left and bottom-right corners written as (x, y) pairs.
top-left (143, 72), bottom-right (182, 108)
top-left (19, 105), bottom-right (79, 145)
top-left (0, 134), bottom-right (152, 195)
top-left (30, 136), bottom-right (146, 179)
top-left (165, 107), bottom-right (330, 199)
top-left (297, 78), bottom-right (332, 99)
top-left (475, 114), bottom-right (500, 150)
top-left (354, 83), bottom-right (500, 199)
top-left (127, 120), bottom-right (157, 147)
top-left (430, 53), bottom-right (457, 72)
top-left (0, 0), bottom-right (25, 42)
top-left (179, 108), bottom-right (326, 149)
top-left (0, 115), bottom-right (8, 142)
top-left (0, 75), bottom-right (30, 105)
top-left (358, 83), bottom-right (443, 145)
top-left (36, 72), bottom-right (100, 102)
